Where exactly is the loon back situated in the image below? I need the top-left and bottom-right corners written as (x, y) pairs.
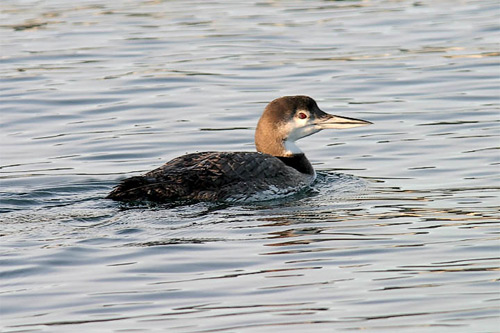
top-left (107, 151), bottom-right (314, 202)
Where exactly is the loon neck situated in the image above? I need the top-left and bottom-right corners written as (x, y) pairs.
top-left (255, 130), bottom-right (314, 175)
top-left (277, 153), bottom-right (315, 175)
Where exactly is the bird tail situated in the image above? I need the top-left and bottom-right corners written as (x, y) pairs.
top-left (106, 176), bottom-right (152, 201)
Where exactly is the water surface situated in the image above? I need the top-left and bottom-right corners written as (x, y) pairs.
top-left (1, 0), bottom-right (499, 332)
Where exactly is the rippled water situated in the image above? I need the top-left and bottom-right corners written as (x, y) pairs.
top-left (1, 0), bottom-right (499, 332)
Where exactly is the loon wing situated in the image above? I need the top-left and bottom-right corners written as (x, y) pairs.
top-left (107, 152), bottom-right (300, 202)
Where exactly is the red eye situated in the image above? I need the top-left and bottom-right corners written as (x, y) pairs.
top-left (298, 112), bottom-right (307, 119)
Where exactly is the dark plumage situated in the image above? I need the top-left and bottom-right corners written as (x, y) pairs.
top-left (107, 151), bottom-right (312, 202)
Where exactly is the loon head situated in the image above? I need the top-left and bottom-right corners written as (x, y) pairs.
top-left (255, 96), bottom-right (372, 157)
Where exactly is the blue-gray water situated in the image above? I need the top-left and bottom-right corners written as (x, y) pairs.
top-left (1, 0), bottom-right (499, 332)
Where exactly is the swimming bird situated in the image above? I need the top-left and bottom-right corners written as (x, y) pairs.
top-left (107, 96), bottom-right (371, 203)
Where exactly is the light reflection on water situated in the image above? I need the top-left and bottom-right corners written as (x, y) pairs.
top-left (1, 0), bottom-right (499, 332)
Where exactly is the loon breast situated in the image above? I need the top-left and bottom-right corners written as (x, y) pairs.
top-left (107, 151), bottom-right (315, 202)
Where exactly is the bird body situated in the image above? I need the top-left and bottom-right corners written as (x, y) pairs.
top-left (107, 151), bottom-right (313, 202)
top-left (107, 96), bottom-right (371, 203)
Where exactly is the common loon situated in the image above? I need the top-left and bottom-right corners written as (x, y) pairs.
top-left (107, 96), bottom-right (371, 203)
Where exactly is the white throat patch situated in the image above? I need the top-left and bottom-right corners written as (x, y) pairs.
top-left (281, 117), bottom-right (322, 155)
top-left (283, 139), bottom-right (303, 155)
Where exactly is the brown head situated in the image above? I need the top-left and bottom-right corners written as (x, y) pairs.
top-left (255, 96), bottom-right (371, 157)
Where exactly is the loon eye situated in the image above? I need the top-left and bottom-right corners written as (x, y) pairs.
top-left (298, 112), bottom-right (308, 119)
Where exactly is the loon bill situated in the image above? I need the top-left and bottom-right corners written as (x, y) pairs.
top-left (107, 95), bottom-right (371, 203)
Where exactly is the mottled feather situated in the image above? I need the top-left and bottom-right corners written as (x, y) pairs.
top-left (107, 152), bottom-right (312, 202)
